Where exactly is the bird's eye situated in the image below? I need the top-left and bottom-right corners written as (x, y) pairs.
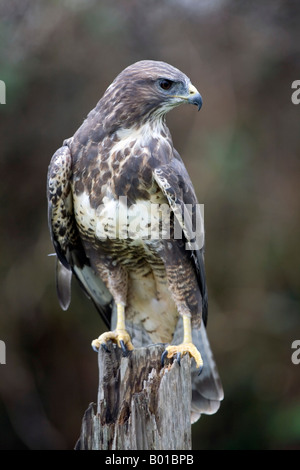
top-left (159, 79), bottom-right (173, 91)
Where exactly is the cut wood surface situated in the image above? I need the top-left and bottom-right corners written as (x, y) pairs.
top-left (76, 343), bottom-right (192, 450)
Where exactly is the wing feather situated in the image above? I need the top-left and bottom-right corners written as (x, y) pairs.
top-left (153, 158), bottom-right (208, 325)
top-left (47, 143), bottom-right (113, 326)
top-left (56, 259), bottom-right (72, 311)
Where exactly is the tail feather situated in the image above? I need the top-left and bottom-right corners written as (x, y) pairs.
top-left (190, 322), bottom-right (224, 422)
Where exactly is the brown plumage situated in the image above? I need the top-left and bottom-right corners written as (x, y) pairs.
top-left (47, 60), bottom-right (223, 423)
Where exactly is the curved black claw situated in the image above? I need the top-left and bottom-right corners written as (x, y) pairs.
top-left (176, 351), bottom-right (181, 366)
top-left (120, 340), bottom-right (129, 357)
top-left (101, 343), bottom-right (110, 353)
top-left (161, 349), bottom-right (168, 367)
top-left (92, 344), bottom-right (99, 353)
top-left (198, 364), bottom-right (203, 376)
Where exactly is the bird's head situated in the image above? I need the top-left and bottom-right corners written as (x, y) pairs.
top-left (100, 60), bottom-right (202, 128)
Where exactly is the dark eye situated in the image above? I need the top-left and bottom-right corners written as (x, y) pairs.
top-left (159, 79), bottom-right (173, 91)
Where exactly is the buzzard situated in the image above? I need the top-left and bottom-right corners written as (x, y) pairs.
top-left (47, 60), bottom-right (223, 422)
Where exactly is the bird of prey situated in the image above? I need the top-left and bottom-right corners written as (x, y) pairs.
top-left (47, 60), bottom-right (223, 422)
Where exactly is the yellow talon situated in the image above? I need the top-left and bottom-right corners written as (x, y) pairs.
top-left (163, 314), bottom-right (203, 369)
top-left (91, 303), bottom-right (134, 353)
top-left (92, 329), bottom-right (134, 351)
top-left (165, 343), bottom-right (203, 369)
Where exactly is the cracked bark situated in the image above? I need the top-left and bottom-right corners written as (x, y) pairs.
top-left (75, 343), bottom-right (192, 450)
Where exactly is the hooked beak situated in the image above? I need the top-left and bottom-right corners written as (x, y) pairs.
top-left (169, 83), bottom-right (203, 111)
top-left (187, 84), bottom-right (203, 111)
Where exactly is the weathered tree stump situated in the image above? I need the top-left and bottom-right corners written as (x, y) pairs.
top-left (75, 343), bottom-right (192, 450)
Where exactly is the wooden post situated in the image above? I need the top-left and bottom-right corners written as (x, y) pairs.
top-left (75, 343), bottom-right (192, 450)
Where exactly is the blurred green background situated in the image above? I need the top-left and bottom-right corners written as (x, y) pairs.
top-left (0, 0), bottom-right (300, 450)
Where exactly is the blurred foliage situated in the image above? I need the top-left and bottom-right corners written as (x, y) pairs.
top-left (0, 0), bottom-right (300, 450)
